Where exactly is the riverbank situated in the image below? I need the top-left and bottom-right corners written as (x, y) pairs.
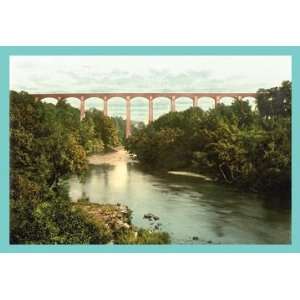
top-left (168, 171), bottom-right (213, 181)
top-left (74, 200), bottom-right (170, 244)
top-left (88, 147), bottom-right (131, 166)
top-left (89, 148), bottom-right (213, 181)
top-left (68, 147), bottom-right (291, 244)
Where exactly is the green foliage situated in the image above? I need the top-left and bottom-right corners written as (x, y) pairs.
top-left (112, 116), bottom-right (126, 144)
top-left (10, 91), bottom-right (120, 244)
top-left (115, 229), bottom-right (170, 244)
top-left (126, 82), bottom-right (291, 201)
top-left (256, 80), bottom-right (291, 118)
top-left (84, 109), bottom-right (120, 149)
top-left (79, 117), bottom-right (104, 154)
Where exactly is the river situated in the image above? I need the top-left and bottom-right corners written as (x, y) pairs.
top-left (68, 149), bottom-right (291, 244)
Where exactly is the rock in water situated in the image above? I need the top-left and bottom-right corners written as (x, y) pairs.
top-left (144, 213), bottom-right (159, 221)
top-left (154, 224), bottom-right (160, 230)
top-left (143, 213), bottom-right (153, 220)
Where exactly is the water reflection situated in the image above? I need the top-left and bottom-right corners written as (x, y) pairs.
top-left (68, 160), bottom-right (291, 244)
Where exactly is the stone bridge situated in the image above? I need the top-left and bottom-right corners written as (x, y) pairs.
top-left (31, 92), bottom-right (257, 138)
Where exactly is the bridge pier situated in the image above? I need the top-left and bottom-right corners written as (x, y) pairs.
top-left (125, 96), bottom-right (131, 138)
top-left (80, 96), bottom-right (85, 121)
top-left (214, 96), bottom-right (220, 108)
top-left (171, 96), bottom-right (176, 112)
top-left (103, 96), bottom-right (108, 116)
top-left (193, 96), bottom-right (198, 107)
top-left (148, 96), bottom-right (154, 124)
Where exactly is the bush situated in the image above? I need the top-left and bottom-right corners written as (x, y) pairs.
top-left (115, 229), bottom-right (170, 244)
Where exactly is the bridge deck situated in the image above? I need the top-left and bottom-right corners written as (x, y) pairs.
top-left (31, 92), bottom-right (257, 100)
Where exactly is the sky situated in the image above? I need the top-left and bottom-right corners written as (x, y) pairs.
top-left (10, 56), bottom-right (291, 121)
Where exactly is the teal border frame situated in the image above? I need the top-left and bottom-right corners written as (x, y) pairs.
top-left (0, 46), bottom-right (298, 253)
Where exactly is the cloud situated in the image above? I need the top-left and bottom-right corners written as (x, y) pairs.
top-left (10, 56), bottom-right (291, 94)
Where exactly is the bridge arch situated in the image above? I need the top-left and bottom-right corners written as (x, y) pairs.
top-left (218, 96), bottom-right (236, 106)
top-left (175, 96), bottom-right (193, 112)
top-left (40, 97), bottom-right (58, 105)
top-left (130, 96), bottom-right (149, 124)
top-left (241, 96), bottom-right (257, 110)
top-left (63, 97), bottom-right (81, 109)
top-left (85, 97), bottom-right (104, 112)
top-left (107, 96), bottom-right (126, 118)
top-left (198, 97), bottom-right (215, 111)
top-left (153, 96), bottom-right (171, 120)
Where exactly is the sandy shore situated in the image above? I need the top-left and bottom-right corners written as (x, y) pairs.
top-left (168, 171), bottom-right (213, 181)
top-left (88, 147), bottom-right (131, 165)
top-left (88, 148), bottom-right (213, 181)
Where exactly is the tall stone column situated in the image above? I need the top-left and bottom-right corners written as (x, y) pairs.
top-left (125, 96), bottom-right (131, 138)
top-left (103, 96), bottom-right (108, 116)
top-left (237, 95), bottom-right (244, 112)
top-left (193, 96), bottom-right (198, 107)
top-left (170, 96), bottom-right (176, 112)
top-left (80, 96), bottom-right (85, 121)
top-left (214, 96), bottom-right (220, 108)
top-left (148, 96), bottom-right (153, 124)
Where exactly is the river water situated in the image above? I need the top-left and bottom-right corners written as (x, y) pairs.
top-left (68, 151), bottom-right (291, 244)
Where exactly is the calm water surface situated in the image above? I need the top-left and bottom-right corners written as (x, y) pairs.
top-left (68, 157), bottom-right (291, 244)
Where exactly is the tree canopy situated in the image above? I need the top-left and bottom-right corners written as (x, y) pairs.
top-left (10, 91), bottom-right (120, 244)
top-left (126, 82), bottom-right (291, 201)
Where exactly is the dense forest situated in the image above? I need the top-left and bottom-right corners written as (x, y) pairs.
top-left (10, 91), bottom-right (169, 244)
top-left (126, 81), bottom-right (291, 201)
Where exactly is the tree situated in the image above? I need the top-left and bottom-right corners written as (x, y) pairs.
top-left (10, 91), bottom-right (121, 244)
top-left (256, 81), bottom-right (291, 118)
top-left (126, 82), bottom-right (291, 202)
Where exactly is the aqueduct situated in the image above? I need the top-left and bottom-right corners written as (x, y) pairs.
top-left (31, 92), bottom-right (257, 138)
